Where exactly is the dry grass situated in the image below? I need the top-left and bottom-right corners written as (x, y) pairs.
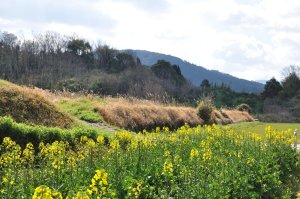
top-left (220, 109), bottom-right (254, 123)
top-left (97, 97), bottom-right (203, 131)
top-left (0, 80), bottom-right (255, 131)
top-left (213, 110), bottom-right (232, 125)
top-left (0, 81), bottom-right (73, 128)
top-left (97, 97), bottom-right (256, 131)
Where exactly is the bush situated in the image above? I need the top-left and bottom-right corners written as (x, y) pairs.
top-left (236, 103), bottom-right (252, 113)
top-left (197, 99), bottom-right (215, 124)
top-left (56, 78), bottom-right (84, 92)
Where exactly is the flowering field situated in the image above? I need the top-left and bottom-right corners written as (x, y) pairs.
top-left (0, 125), bottom-right (299, 198)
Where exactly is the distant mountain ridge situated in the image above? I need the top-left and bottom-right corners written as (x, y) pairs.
top-left (128, 50), bottom-right (264, 93)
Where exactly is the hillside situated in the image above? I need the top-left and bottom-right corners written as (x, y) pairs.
top-left (0, 80), bottom-right (73, 128)
top-left (0, 31), bottom-right (264, 110)
top-left (129, 50), bottom-right (264, 93)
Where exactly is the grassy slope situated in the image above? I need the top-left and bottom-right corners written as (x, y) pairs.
top-left (0, 80), bottom-right (112, 146)
top-left (57, 97), bottom-right (105, 123)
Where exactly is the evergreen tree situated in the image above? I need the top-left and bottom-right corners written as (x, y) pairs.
top-left (263, 77), bottom-right (282, 98)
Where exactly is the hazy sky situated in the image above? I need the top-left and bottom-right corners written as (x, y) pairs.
top-left (1, 0), bottom-right (300, 81)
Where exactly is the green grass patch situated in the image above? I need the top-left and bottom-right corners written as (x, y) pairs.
top-left (57, 97), bottom-right (104, 123)
top-left (229, 121), bottom-right (300, 139)
top-left (0, 79), bottom-right (15, 87)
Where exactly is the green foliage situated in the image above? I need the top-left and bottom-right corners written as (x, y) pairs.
top-left (56, 78), bottom-right (84, 92)
top-left (197, 99), bottom-right (215, 124)
top-left (208, 85), bottom-right (263, 113)
top-left (0, 116), bottom-right (109, 147)
top-left (236, 103), bottom-right (252, 113)
top-left (57, 97), bottom-right (103, 123)
top-left (263, 77), bottom-right (282, 98)
top-left (200, 79), bottom-right (210, 89)
top-left (67, 38), bottom-right (92, 56)
top-left (151, 60), bottom-right (186, 86)
top-left (281, 72), bottom-right (300, 98)
top-left (0, 125), bottom-right (299, 198)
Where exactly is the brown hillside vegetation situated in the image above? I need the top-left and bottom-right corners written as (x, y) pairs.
top-left (214, 109), bottom-right (254, 124)
top-left (97, 97), bottom-right (255, 131)
top-left (97, 97), bottom-right (203, 131)
top-left (0, 80), bottom-right (73, 128)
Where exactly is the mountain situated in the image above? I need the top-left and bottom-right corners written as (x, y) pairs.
top-left (128, 50), bottom-right (264, 93)
top-left (256, 80), bottom-right (267, 84)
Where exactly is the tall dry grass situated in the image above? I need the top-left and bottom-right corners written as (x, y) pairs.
top-left (220, 109), bottom-right (254, 123)
top-left (97, 97), bottom-right (255, 131)
top-left (97, 97), bottom-right (203, 131)
top-left (0, 82), bottom-right (73, 128)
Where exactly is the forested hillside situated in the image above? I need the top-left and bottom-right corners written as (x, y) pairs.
top-left (0, 30), bottom-right (263, 110)
top-left (130, 50), bottom-right (264, 93)
top-left (0, 31), bottom-right (190, 101)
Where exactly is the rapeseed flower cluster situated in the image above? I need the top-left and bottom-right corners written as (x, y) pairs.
top-left (87, 169), bottom-right (116, 198)
top-left (32, 185), bottom-right (62, 199)
top-left (125, 179), bottom-right (143, 199)
top-left (190, 148), bottom-right (199, 160)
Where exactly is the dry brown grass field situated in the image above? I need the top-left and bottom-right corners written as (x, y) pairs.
top-left (0, 80), bottom-right (255, 132)
top-left (97, 97), bottom-right (254, 131)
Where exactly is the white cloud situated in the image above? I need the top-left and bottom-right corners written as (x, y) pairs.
top-left (1, 0), bottom-right (300, 81)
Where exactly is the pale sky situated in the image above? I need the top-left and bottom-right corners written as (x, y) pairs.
top-left (1, 0), bottom-right (300, 81)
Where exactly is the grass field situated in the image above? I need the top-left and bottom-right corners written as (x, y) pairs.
top-left (229, 121), bottom-right (300, 140)
top-left (57, 97), bottom-right (104, 123)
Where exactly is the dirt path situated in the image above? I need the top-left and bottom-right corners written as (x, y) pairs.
top-left (83, 121), bottom-right (118, 133)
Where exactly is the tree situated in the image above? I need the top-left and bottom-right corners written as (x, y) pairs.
top-left (200, 79), bottom-right (210, 90)
top-left (94, 44), bottom-right (116, 68)
top-left (281, 72), bottom-right (300, 98)
top-left (281, 65), bottom-right (300, 79)
top-left (262, 77), bottom-right (282, 98)
top-left (67, 38), bottom-right (91, 56)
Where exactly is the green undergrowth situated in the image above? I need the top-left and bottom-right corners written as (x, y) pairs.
top-left (57, 97), bottom-right (105, 123)
top-left (0, 116), bottom-right (110, 147)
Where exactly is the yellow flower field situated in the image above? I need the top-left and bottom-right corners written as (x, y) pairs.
top-left (0, 125), bottom-right (299, 198)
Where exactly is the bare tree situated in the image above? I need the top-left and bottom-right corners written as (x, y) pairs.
top-left (281, 65), bottom-right (300, 79)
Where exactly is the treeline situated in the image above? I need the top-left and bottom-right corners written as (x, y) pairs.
top-left (260, 66), bottom-right (300, 122)
top-left (0, 30), bottom-right (263, 112)
top-left (0, 31), bottom-right (194, 101)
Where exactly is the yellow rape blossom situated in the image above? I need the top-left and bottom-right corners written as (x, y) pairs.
top-left (190, 148), bottom-right (199, 160)
top-left (32, 185), bottom-right (53, 199)
top-left (97, 136), bottom-right (105, 145)
top-left (162, 159), bottom-right (174, 177)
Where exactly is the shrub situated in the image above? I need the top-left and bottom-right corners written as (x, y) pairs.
top-left (56, 78), bottom-right (84, 92)
top-left (197, 99), bottom-right (215, 124)
top-left (236, 103), bottom-right (252, 113)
